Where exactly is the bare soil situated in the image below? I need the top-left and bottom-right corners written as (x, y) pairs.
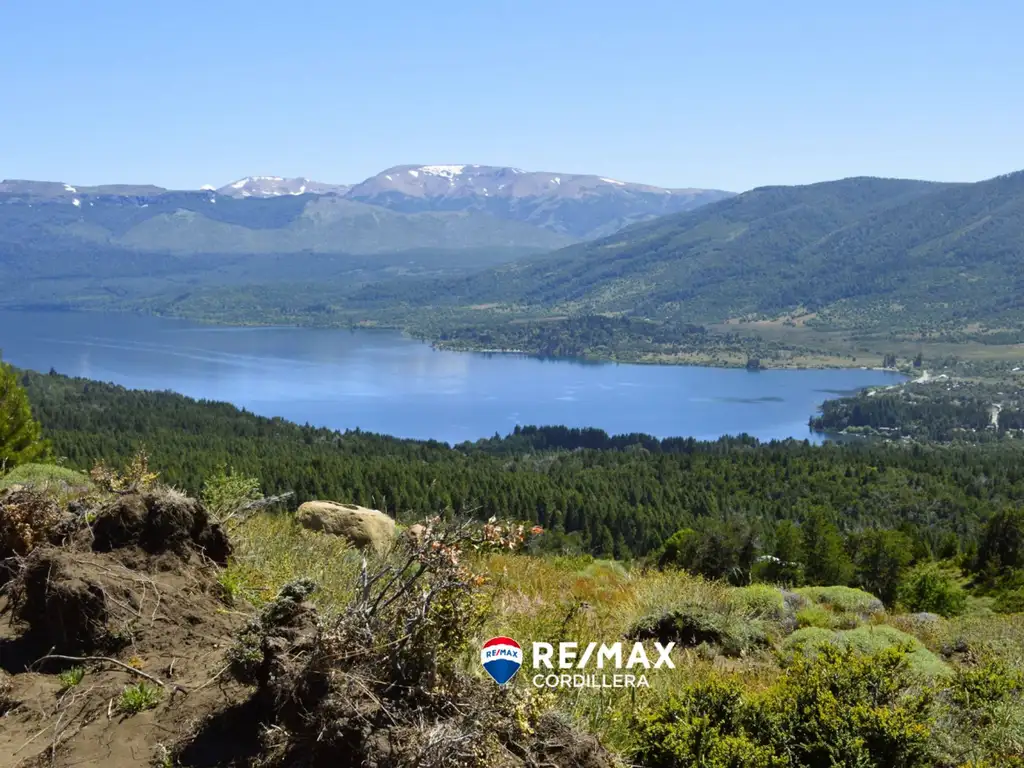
top-left (0, 488), bottom-right (248, 768)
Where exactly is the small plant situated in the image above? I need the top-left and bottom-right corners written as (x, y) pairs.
top-left (153, 743), bottom-right (174, 768)
top-left (218, 568), bottom-right (243, 605)
top-left (90, 447), bottom-right (159, 494)
top-left (57, 666), bottom-right (85, 691)
top-left (117, 682), bottom-right (162, 714)
top-left (109, 619), bottom-right (138, 647)
top-left (0, 486), bottom-right (62, 557)
top-left (201, 466), bottom-right (264, 530)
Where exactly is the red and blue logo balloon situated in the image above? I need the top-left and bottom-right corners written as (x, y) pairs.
top-left (480, 637), bottom-right (522, 685)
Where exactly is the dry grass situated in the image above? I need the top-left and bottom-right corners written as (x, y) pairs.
top-left (225, 513), bottom-right (1024, 756)
top-left (222, 511), bottom-right (364, 616)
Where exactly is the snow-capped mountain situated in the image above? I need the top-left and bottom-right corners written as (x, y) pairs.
top-left (344, 165), bottom-right (733, 239)
top-left (348, 164), bottom-right (704, 199)
top-left (216, 176), bottom-right (350, 198)
top-left (0, 165), bottom-right (733, 251)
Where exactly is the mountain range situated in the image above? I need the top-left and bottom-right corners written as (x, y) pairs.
top-left (0, 165), bottom-right (731, 257)
top-left (5, 165), bottom-right (1024, 342)
top-left (352, 171), bottom-right (1024, 334)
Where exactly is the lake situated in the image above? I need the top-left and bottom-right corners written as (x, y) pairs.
top-left (0, 310), bottom-right (904, 444)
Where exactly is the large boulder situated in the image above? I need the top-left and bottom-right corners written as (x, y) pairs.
top-left (296, 501), bottom-right (396, 554)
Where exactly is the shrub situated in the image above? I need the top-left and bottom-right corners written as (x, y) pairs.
top-left (200, 466), bottom-right (266, 530)
top-left (933, 658), bottom-right (1024, 764)
top-left (762, 645), bottom-right (934, 767)
top-left (794, 585), bottom-right (885, 615)
top-left (795, 604), bottom-right (837, 629)
top-left (782, 625), bottom-right (949, 680)
top-left (0, 486), bottom-right (63, 558)
top-left (992, 587), bottom-right (1024, 615)
top-left (89, 448), bottom-right (159, 494)
top-left (632, 645), bottom-right (934, 768)
top-left (730, 585), bottom-right (786, 621)
top-left (633, 678), bottom-right (786, 768)
top-left (898, 561), bottom-right (968, 617)
top-left (0, 462), bottom-right (91, 492)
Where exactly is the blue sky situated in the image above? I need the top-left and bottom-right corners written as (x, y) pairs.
top-left (2, 0), bottom-right (1021, 192)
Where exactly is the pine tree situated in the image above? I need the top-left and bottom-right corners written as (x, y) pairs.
top-left (0, 358), bottom-right (49, 471)
top-left (801, 508), bottom-right (854, 586)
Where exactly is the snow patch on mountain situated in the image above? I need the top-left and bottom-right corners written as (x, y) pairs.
top-left (419, 165), bottom-right (466, 178)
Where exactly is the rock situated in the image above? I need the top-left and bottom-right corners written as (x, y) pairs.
top-left (909, 612), bottom-right (942, 624)
top-left (296, 501), bottom-right (396, 553)
top-left (405, 523), bottom-right (426, 546)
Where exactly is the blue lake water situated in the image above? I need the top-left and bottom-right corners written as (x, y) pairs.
top-left (0, 310), bottom-right (904, 444)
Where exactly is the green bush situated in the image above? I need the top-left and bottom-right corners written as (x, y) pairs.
top-left (730, 585), bottom-right (786, 621)
top-left (632, 645), bottom-right (934, 768)
top-left (794, 585), bottom-right (885, 615)
top-left (898, 561), bottom-right (968, 617)
top-left (782, 625), bottom-right (950, 680)
top-left (992, 587), bottom-right (1024, 615)
top-left (795, 604), bottom-right (838, 629)
top-left (933, 659), bottom-right (1024, 765)
top-left (0, 462), bottom-right (91, 492)
top-left (633, 677), bottom-right (785, 768)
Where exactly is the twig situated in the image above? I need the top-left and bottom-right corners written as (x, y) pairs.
top-left (191, 663), bottom-right (230, 692)
top-left (13, 723), bottom-right (50, 755)
top-left (33, 654), bottom-right (187, 692)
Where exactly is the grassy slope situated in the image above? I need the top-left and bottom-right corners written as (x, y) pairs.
top-left (228, 511), bottom-right (1024, 760)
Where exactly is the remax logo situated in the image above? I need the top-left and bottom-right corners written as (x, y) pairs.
top-left (480, 636), bottom-right (522, 685)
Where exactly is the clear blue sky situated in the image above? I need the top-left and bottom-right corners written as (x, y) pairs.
top-left (2, 0), bottom-right (1021, 192)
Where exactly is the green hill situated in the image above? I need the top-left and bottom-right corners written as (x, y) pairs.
top-left (352, 172), bottom-right (1024, 334)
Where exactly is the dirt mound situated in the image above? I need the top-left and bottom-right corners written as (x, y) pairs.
top-left (0, 487), bottom-right (246, 768)
top-left (91, 488), bottom-right (231, 565)
top-left (1, 496), bottom-right (615, 768)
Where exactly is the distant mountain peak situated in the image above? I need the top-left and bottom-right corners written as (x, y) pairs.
top-left (346, 164), bottom-right (733, 238)
top-left (217, 176), bottom-right (349, 198)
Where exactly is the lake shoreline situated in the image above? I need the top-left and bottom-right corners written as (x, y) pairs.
top-left (0, 308), bottom-right (908, 445)
top-left (12, 304), bottom-right (917, 374)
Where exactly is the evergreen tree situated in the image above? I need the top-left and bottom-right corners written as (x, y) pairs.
top-left (849, 529), bottom-right (913, 605)
top-left (0, 358), bottom-right (49, 471)
top-left (801, 508), bottom-right (854, 586)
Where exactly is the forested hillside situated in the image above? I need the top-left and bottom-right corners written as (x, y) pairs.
top-left (20, 369), bottom-right (1024, 563)
top-left (349, 172), bottom-right (1024, 334)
